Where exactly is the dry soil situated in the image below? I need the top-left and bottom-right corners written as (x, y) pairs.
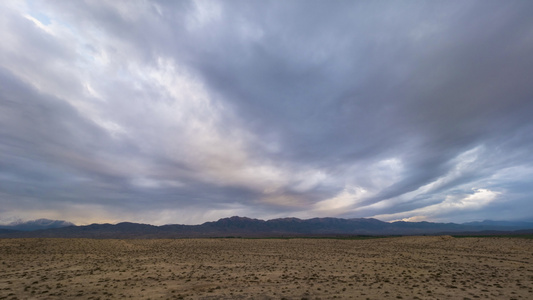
top-left (1, 236), bottom-right (532, 299)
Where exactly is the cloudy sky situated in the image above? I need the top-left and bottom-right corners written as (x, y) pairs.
top-left (1, 0), bottom-right (533, 225)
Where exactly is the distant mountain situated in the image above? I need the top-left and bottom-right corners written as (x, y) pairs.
top-left (0, 218), bottom-right (75, 231)
top-left (1, 216), bottom-right (532, 238)
top-left (462, 220), bottom-right (533, 230)
top-left (0, 228), bottom-right (19, 235)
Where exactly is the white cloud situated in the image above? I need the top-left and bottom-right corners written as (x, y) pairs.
top-left (313, 185), bottom-right (369, 215)
top-left (186, 0), bottom-right (222, 31)
top-left (369, 157), bottom-right (404, 189)
top-left (353, 146), bottom-right (485, 216)
top-left (374, 188), bottom-right (501, 222)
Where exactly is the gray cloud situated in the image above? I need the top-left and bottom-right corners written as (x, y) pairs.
top-left (1, 0), bottom-right (533, 225)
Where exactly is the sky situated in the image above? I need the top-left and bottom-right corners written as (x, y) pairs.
top-left (1, 0), bottom-right (533, 225)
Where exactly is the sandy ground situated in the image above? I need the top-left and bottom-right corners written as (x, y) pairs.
top-left (0, 236), bottom-right (532, 299)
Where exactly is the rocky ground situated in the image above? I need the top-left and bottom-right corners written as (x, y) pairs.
top-left (1, 236), bottom-right (532, 299)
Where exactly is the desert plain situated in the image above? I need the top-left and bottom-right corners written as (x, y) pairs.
top-left (1, 236), bottom-right (532, 299)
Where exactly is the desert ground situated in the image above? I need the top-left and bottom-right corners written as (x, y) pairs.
top-left (0, 236), bottom-right (532, 299)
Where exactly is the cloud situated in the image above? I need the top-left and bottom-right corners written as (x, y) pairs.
top-left (375, 188), bottom-right (501, 223)
top-left (1, 0), bottom-right (533, 224)
top-left (313, 186), bottom-right (369, 216)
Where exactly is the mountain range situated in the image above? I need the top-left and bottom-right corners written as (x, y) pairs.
top-left (1, 217), bottom-right (533, 238)
top-left (0, 218), bottom-right (75, 231)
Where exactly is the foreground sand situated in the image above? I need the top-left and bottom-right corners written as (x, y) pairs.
top-left (1, 236), bottom-right (532, 299)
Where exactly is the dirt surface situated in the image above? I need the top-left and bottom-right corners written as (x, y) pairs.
top-left (1, 236), bottom-right (532, 299)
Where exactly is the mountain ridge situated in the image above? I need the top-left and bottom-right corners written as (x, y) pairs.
top-left (1, 216), bottom-right (533, 238)
top-left (0, 218), bottom-right (75, 231)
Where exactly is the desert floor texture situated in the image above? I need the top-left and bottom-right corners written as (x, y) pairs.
top-left (1, 236), bottom-right (532, 299)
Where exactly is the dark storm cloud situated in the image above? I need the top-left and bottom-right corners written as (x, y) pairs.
top-left (1, 0), bottom-right (533, 224)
